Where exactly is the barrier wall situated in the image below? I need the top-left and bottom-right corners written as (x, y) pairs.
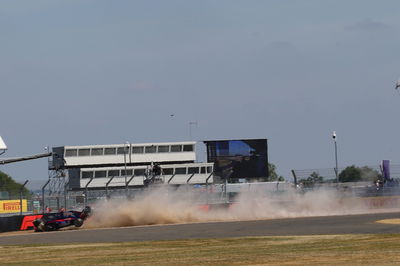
top-left (0, 215), bottom-right (23, 233)
top-left (0, 214), bottom-right (43, 233)
top-left (361, 196), bottom-right (400, 208)
top-left (20, 215), bottom-right (43, 230)
top-left (2, 195), bottom-right (400, 233)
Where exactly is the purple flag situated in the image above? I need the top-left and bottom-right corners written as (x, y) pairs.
top-left (382, 160), bottom-right (390, 181)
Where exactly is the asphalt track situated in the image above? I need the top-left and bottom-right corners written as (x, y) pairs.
top-left (0, 212), bottom-right (399, 245)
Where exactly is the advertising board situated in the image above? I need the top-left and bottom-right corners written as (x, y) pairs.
top-left (0, 200), bottom-right (27, 213)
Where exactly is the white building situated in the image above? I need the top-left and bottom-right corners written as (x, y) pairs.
top-left (50, 141), bottom-right (214, 190)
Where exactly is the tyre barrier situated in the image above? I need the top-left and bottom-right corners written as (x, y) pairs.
top-left (0, 215), bottom-right (24, 233)
top-left (1, 204), bottom-right (232, 233)
top-left (20, 215), bottom-right (43, 230)
top-left (362, 196), bottom-right (400, 208)
top-left (0, 214), bottom-right (43, 233)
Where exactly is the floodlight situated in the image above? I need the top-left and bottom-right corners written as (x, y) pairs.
top-left (0, 136), bottom-right (7, 150)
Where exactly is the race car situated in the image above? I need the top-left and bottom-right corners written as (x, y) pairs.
top-left (33, 206), bottom-right (91, 232)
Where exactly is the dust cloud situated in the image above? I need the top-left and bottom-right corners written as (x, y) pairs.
top-left (84, 185), bottom-right (396, 229)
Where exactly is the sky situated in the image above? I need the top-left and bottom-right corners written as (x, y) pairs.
top-left (1, 0), bottom-right (400, 189)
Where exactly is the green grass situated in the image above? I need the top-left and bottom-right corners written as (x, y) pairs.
top-left (2, 234), bottom-right (400, 265)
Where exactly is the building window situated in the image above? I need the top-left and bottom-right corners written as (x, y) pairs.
top-left (65, 149), bottom-right (78, 157)
top-left (175, 167), bottom-right (187, 175)
top-left (91, 148), bottom-right (103, 156)
top-left (121, 169), bottom-right (133, 176)
top-left (157, 145), bottom-right (169, 153)
top-left (162, 168), bottom-right (173, 175)
top-left (78, 149), bottom-right (90, 156)
top-left (188, 167), bottom-right (199, 174)
top-left (171, 145), bottom-right (182, 152)
top-left (94, 171), bottom-right (107, 178)
top-left (207, 166), bottom-right (213, 173)
top-left (108, 170), bottom-right (120, 177)
top-left (81, 171), bottom-right (93, 179)
top-left (104, 147), bottom-right (116, 155)
top-left (200, 167), bottom-right (206, 174)
top-left (134, 169), bottom-right (146, 176)
top-left (183, 145), bottom-right (194, 152)
top-left (132, 146), bottom-right (144, 154)
top-left (117, 147), bottom-right (128, 155)
top-left (145, 146), bottom-right (156, 153)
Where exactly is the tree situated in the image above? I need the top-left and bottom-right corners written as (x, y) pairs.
top-left (0, 171), bottom-right (31, 199)
top-left (338, 165), bottom-right (380, 183)
top-left (299, 171), bottom-right (324, 188)
top-left (267, 163), bottom-right (285, 181)
top-left (338, 165), bottom-right (361, 182)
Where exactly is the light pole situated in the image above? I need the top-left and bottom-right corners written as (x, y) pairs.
top-left (19, 180), bottom-right (28, 215)
top-left (42, 179), bottom-right (50, 214)
top-left (124, 142), bottom-right (129, 197)
top-left (332, 131), bottom-right (338, 183)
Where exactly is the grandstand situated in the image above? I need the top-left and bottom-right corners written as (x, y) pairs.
top-left (50, 141), bottom-right (196, 169)
top-left (68, 162), bottom-right (214, 189)
top-left (50, 141), bottom-right (214, 190)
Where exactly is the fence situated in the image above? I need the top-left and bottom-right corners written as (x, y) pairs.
top-left (292, 163), bottom-right (400, 182)
top-left (3, 179), bottom-right (400, 216)
top-left (291, 164), bottom-right (400, 197)
top-left (1, 182), bottom-right (291, 215)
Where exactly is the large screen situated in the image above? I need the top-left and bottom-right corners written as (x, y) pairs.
top-left (204, 139), bottom-right (268, 181)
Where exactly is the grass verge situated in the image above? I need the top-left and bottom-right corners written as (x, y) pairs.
top-left (1, 234), bottom-right (400, 265)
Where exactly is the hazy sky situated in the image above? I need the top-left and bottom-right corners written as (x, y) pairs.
top-left (2, 0), bottom-right (400, 189)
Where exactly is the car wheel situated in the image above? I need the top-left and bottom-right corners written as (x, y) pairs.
top-left (74, 218), bottom-right (84, 227)
top-left (38, 221), bottom-right (46, 232)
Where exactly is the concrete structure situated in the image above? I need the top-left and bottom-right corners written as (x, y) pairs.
top-left (50, 141), bottom-right (214, 190)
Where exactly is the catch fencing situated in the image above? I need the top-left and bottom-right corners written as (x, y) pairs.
top-left (291, 164), bottom-right (400, 197)
top-left (2, 182), bottom-right (290, 215)
top-left (291, 163), bottom-right (400, 182)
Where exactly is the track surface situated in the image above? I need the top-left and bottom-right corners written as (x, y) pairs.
top-left (0, 212), bottom-right (399, 245)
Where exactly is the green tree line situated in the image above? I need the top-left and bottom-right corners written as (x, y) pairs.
top-left (0, 171), bottom-right (31, 200)
top-left (298, 165), bottom-right (382, 188)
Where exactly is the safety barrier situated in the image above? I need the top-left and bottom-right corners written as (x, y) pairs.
top-left (0, 215), bottom-right (23, 233)
top-left (361, 196), bottom-right (400, 208)
top-left (20, 215), bottom-right (43, 230)
top-left (2, 196), bottom-right (400, 233)
top-left (0, 214), bottom-right (44, 232)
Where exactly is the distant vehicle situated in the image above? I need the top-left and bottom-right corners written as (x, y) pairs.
top-left (33, 206), bottom-right (91, 232)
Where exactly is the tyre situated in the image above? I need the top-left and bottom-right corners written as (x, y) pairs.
top-left (37, 221), bottom-right (46, 232)
top-left (81, 206), bottom-right (92, 219)
top-left (74, 218), bottom-right (84, 227)
top-left (33, 219), bottom-right (41, 231)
